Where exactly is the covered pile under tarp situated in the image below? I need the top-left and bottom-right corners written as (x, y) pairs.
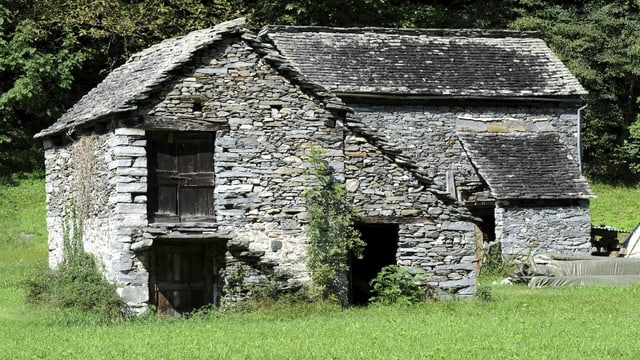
top-left (529, 275), bottom-right (640, 287)
top-left (514, 253), bottom-right (640, 288)
top-left (623, 223), bottom-right (640, 258)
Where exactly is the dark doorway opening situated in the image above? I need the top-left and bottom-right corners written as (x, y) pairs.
top-left (470, 207), bottom-right (495, 244)
top-left (150, 240), bottom-right (225, 316)
top-left (350, 223), bottom-right (399, 305)
top-left (468, 206), bottom-right (495, 271)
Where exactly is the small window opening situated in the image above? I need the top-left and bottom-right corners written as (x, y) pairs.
top-left (193, 101), bottom-right (204, 112)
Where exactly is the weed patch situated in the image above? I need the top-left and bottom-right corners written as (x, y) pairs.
top-left (479, 242), bottom-right (518, 279)
top-left (369, 265), bottom-right (435, 305)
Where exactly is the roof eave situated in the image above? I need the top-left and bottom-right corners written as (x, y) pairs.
top-left (494, 194), bottom-right (595, 201)
top-left (335, 92), bottom-right (587, 104)
top-left (34, 110), bottom-right (136, 140)
top-left (34, 17), bottom-right (248, 141)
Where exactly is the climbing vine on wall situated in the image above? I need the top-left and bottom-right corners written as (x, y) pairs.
top-left (302, 146), bottom-right (365, 304)
top-left (71, 134), bottom-right (99, 222)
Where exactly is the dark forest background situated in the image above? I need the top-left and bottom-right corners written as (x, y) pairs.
top-left (2, 0), bottom-right (639, 183)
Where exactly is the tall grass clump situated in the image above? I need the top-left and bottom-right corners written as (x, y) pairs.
top-left (479, 242), bottom-right (517, 279)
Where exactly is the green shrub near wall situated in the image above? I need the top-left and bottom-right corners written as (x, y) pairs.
top-left (24, 209), bottom-right (124, 321)
top-left (302, 147), bottom-right (365, 304)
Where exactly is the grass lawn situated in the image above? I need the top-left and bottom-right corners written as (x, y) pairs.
top-left (3, 280), bottom-right (640, 359)
top-left (2, 178), bottom-right (640, 359)
top-left (589, 181), bottom-right (640, 231)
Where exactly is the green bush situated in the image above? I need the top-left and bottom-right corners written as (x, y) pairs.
top-left (241, 272), bottom-right (324, 312)
top-left (369, 265), bottom-right (434, 305)
top-left (475, 285), bottom-right (494, 302)
top-left (24, 250), bottom-right (125, 321)
top-left (302, 147), bottom-right (365, 303)
top-left (24, 212), bottom-right (125, 321)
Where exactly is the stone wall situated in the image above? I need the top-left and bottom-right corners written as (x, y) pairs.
top-left (44, 36), bottom-right (481, 310)
top-left (43, 125), bottom-right (150, 311)
top-left (43, 132), bottom-right (116, 270)
top-left (106, 127), bottom-right (150, 307)
top-left (496, 200), bottom-right (592, 258)
top-left (349, 102), bottom-right (590, 260)
top-left (398, 221), bottom-right (476, 298)
top-left (140, 38), bottom-right (343, 288)
top-left (43, 139), bottom-right (76, 269)
top-left (344, 127), bottom-right (476, 297)
top-left (351, 103), bottom-right (583, 190)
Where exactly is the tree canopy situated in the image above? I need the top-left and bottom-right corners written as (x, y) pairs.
top-left (1, 0), bottom-right (640, 183)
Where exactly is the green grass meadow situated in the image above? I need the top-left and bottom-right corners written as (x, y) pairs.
top-left (2, 178), bottom-right (640, 359)
top-left (589, 182), bottom-right (640, 231)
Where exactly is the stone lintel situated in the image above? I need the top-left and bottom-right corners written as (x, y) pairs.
top-left (115, 128), bottom-right (146, 136)
top-left (357, 216), bottom-right (434, 225)
top-left (156, 233), bottom-right (232, 241)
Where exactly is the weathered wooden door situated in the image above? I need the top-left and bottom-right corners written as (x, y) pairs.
top-left (148, 132), bottom-right (215, 222)
top-left (152, 242), bottom-right (215, 316)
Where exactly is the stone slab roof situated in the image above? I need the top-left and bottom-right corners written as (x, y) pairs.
top-left (36, 20), bottom-right (587, 139)
top-left (35, 18), bottom-right (246, 139)
top-left (262, 26), bottom-right (587, 98)
top-left (458, 132), bottom-right (593, 200)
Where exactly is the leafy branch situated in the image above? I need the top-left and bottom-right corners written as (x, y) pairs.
top-left (302, 146), bottom-right (364, 304)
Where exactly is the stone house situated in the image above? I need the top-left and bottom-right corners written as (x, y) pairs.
top-left (35, 18), bottom-right (592, 314)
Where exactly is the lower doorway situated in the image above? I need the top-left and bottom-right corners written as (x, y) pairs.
top-left (349, 223), bottom-right (399, 305)
top-left (150, 241), bottom-right (225, 316)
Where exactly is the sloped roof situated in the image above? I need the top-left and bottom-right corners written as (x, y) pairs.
top-left (35, 18), bottom-right (247, 139)
top-left (458, 132), bottom-right (593, 200)
top-left (36, 20), bottom-right (587, 139)
top-left (262, 26), bottom-right (587, 98)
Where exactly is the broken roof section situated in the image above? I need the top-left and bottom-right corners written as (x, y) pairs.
top-left (458, 132), bottom-right (593, 200)
top-left (261, 26), bottom-right (587, 99)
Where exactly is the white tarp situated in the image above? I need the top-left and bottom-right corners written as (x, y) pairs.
top-left (624, 224), bottom-right (640, 258)
top-left (523, 252), bottom-right (640, 288)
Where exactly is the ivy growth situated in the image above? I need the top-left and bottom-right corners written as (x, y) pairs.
top-left (302, 146), bottom-right (365, 304)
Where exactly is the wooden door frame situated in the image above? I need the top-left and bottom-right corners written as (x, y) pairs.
top-left (149, 239), bottom-right (226, 316)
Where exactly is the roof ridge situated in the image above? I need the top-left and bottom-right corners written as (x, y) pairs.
top-left (262, 25), bottom-right (540, 38)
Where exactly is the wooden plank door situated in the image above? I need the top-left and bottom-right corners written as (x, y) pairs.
top-left (176, 134), bottom-right (215, 221)
top-left (153, 242), bottom-right (213, 316)
top-left (148, 132), bottom-right (215, 222)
